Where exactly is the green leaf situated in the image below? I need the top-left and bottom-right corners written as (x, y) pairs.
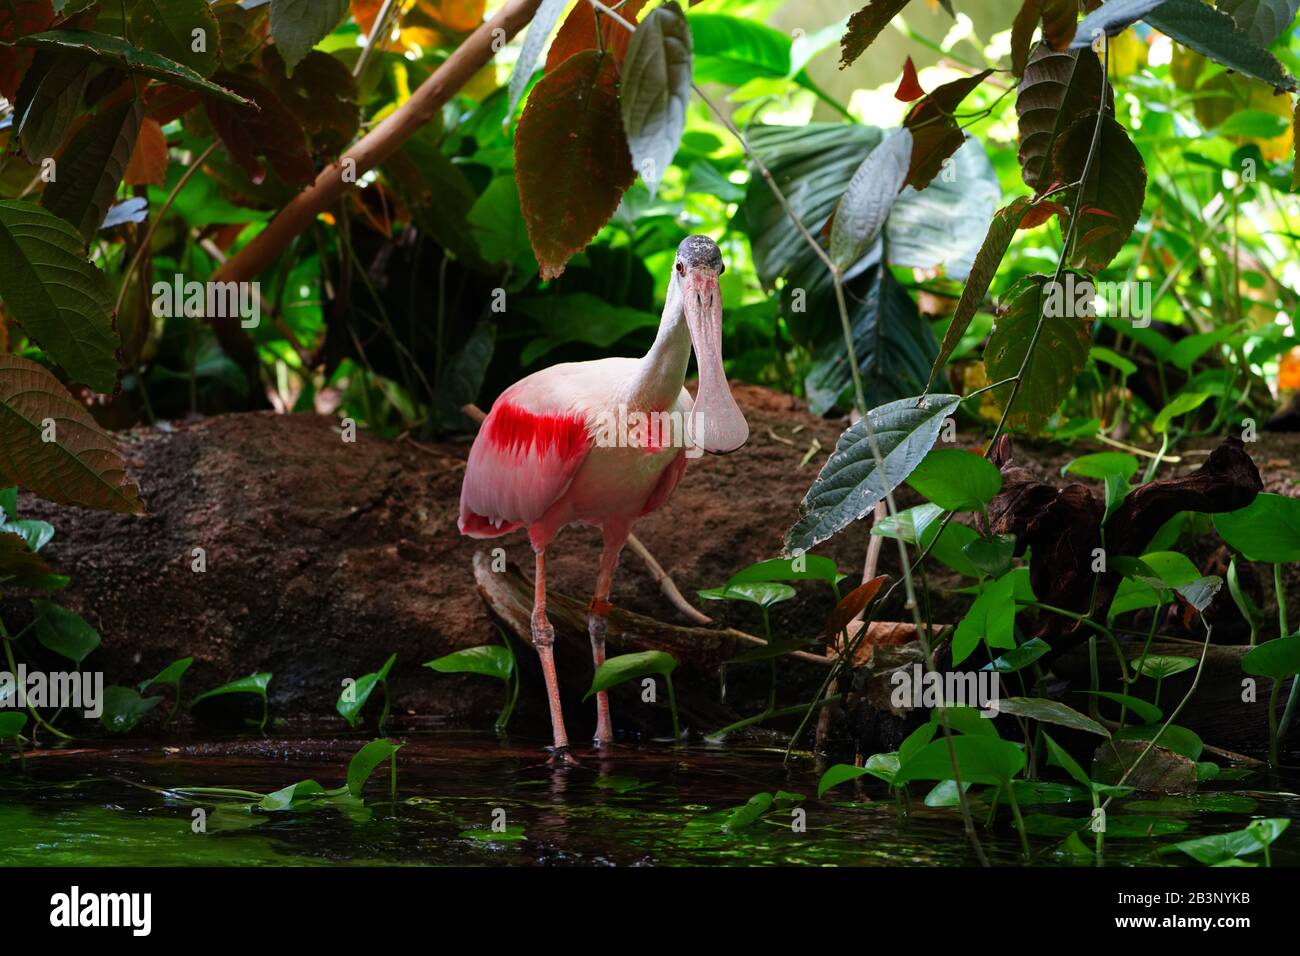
top-left (805, 267), bottom-right (938, 416)
top-left (1109, 551), bottom-right (1202, 616)
top-left (424, 645), bottom-right (513, 682)
top-left (268, 0), bottom-right (348, 71)
top-left (993, 697), bottom-right (1110, 737)
top-left (817, 763), bottom-right (870, 798)
top-left (894, 735), bottom-right (1027, 787)
top-left (1070, 0), bottom-right (1171, 44)
top-left (829, 127), bottom-right (912, 272)
top-left (1153, 391), bottom-right (1211, 433)
top-left (688, 14), bottom-right (789, 85)
top-left (1218, 0), bottom-right (1300, 46)
top-left (620, 1), bottom-right (691, 198)
top-left (1, 519), bottom-right (53, 553)
top-left (1125, 793), bottom-right (1258, 814)
top-left (1165, 819), bottom-right (1291, 864)
top-left (985, 637), bottom-right (1052, 673)
top-left (1016, 43), bottom-right (1112, 192)
top-left (839, 0), bottom-right (911, 68)
top-left (1116, 723), bottom-right (1204, 760)
top-left (18, 31), bottom-right (251, 104)
top-left (31, 600), bottom-right (100, 665)
top-left (259, 779), bottom-right (328, 811)
top-left (0, 356), bottom-right (143, 512)
top-left (953, 572), bottom-right (1019, 665)
top-left (0, 531), bottom-right (54, 584)
top-left (138, 656), bottom-right (193, 693)
top-left (905, 448), bottom-right (1002, 512)
top-left (931, 197), bottom-right (1033, 381)
top-left (514, 294), bottom-right (658, 366)
top-left (1176, 576), bottom-right (1221, 613)
top-left (95, 0), bottom-right (222, 76)
top-left (871, 501), bottom-right (944, 544)
top-left (0, 712), bottom-right (28, 737)
top-left (984, 274), bottom-right (1092, 433)
top-left (14, 51), bottom-right (93, 161)
top-left (726, 555), bottom-right (841, 588)
top-left (1055, 112), bottom-right (1146, 272)
top-left (961, 534), bottom-right (1016, 579)
top-left (697, 582), bottom-right (796, 607)
top-left (1079, 689), bottom-right (1163, 724)
top-left (1103, 473), bottom-right (1131, 524)
top-left (585, 651), bottom-right (677, 700)
top-left (722, 792), bottom-right (773, 831)
top-left (191, 672), bottom-right (272, 707)
top-left (1063, 452), bottom-right (1139, 481)
top-left (1043, 731), bottom-right (1093, 789)
top-left (1215, 493), bottom-right (1300, 563)
top-left (1145, 0), bottom-right (1296, 91)
top-left (100, 686), bottom-right (162, 734)
top-left (1242, 635), bottom-right (1300, 680)
top-left (785, 393), bottom-right (960, 554)
top-left (337, 653), bottom-right (396, 728)
top-left (0, 204), bottom-right (119, 392)
top-left (346, 738), bottom-right (402, 798)
top-left (43, 97), bottom-right (143, 240)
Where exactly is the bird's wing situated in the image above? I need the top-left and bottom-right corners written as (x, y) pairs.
top-left (458, 371), bottom-right (597, 538)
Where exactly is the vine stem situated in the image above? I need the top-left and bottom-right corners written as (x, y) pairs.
top-left (113, 142), bottom-right (217, 320)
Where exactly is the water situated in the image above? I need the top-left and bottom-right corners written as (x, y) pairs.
top-left (3, 734), bottom-right (1299, 866)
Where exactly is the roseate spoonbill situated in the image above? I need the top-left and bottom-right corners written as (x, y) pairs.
top-left (458, 235), bottom-right (749, 754)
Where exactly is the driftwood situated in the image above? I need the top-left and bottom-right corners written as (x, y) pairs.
top-left (988, 435), bottom-right (1263, 650)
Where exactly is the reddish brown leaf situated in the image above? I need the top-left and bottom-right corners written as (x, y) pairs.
top-left (1053, 112), bottom-right (1146, 273)
top-left (515, 50), bottom-right (634, 280)
top-left (839, 0), bottom-right (911, 69)
top-left (894, 55), bottom-right (924, 101)
top-left (262, 47), bottom-right (360, 157)
top-left (0, 0), bottom-right (54, 100)
top-left (145, 85), bottom-right (201, 124)
top-left (902, 69), bottom-right (991, 188)
top-left (205, 72), bottom-right (315, 185)
top-left (1019, 200), bottom-right (1064, 228)
top-left (546, 0), bottom-right (649, 73)
top-left (824, 575), bottom-right (888, 638)
top-left (124, 117), bottom-right (169, 187)
top-left (1016, 43), bottom-right (1112, 192)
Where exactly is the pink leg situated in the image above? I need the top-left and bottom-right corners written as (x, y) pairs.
top-left (589, 524), bottom-right (629, 747)
top-left (531, 549), bottom-right (570, 754)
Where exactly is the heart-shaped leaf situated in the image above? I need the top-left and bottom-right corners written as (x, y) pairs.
top-left (905, 447), bottom-right (1002, 512)
top-left (424, 645), bottom-right (513, 681)
top-left (1054, 112), bottom-right (1146, 272)
top-left (1215, 493), bottom-right (1300, 563)
top-left (585, 650), bottom-right (677, 700)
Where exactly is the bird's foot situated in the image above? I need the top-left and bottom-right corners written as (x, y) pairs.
top-left (545, 744), bottom-right (580, 766)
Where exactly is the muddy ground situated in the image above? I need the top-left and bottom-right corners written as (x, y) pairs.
top-left (5, 384), bottom-right (1299, 747)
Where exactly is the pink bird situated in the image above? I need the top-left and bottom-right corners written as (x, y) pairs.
top-left (459, 236), bottom-right (749, 755)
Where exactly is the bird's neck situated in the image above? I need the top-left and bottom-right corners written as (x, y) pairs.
top-left (626, 284), bottom-right (690, 409)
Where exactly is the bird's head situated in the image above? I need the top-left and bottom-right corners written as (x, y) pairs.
top-left (673, 235), bottom-right (749, 454)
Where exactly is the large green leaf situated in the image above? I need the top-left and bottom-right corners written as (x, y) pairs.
top-left (1242, 636), bottom-right (1300, 680)
top-left (268, 0), bottom-right (348, 71)
top-left (1054, 112), bottom-right (1146, 272)
top-left (0, 355), bottom-right (142, 512)
top-left (585, 651), bottom-right (677, 699)
top-left (894, 734), bottom-right (1027, 787)
top-left (514, 293), bottom-right (658, 366)
top-left (424, 645), bottom-right (514, 682)
top-left (688, 13), bottom-right (789, 84)
top-left (1215, 493), bottom-right (1300, 563)
top-left (515, 50), bottom-right (633, 280)
top-left (1144, 0), bottom-right (1296, 90)
top-left (984, 274), bottom-right (1092, 432)
top-left (95, 0), bottom-right (222, 76)
top-left (42, 97), bottom-right (144, 241)
top-left (0, 202), bottom-right (118, 392)
top-left (1218, 0), bottom-right (1300, 46)
top-left (742, 125), bottom-right (996, 345)
top-left (32, 599), bottom-right (100, 665)
top-left (337, 653), bottom-right (396, 728)
top-left (346, 738), bottom-right (401, 798)
top-left (784, 392), bottom-right (960, 554)
top-left (951, 572), bottom-right (1017, 664)
top-left (804, 267), bottom-right (938, 415)
top-left (13, 50), bottom-right (92, 161)
top-left (18, 31), bottom-right (251, 104)
top-left (829, 128), bottom-right (912, 272)
top-left (725, 555), bottom-right (842, 587)
top-left (1015, 43), bottom-right (1112, 192)
top-left (1165, 819), bottom-right (1290, 864)
top-left (994, 697), bottom-right (1109, 736)
top-left (101, 686), bottom-right (162, 734)
top-left (839, 0), bottom-right (911, 68)
top-left (620, 1), bottom-right (691, 198)
top-left (904, 448), bottom-right (1002, 512)
top-left (191, 672), bottom-right (272, 706)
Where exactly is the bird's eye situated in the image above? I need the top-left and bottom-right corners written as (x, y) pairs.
top-left (718, 263), bottom-right (725, 275)
top-left (675, 261), bottom-right (685, 276)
